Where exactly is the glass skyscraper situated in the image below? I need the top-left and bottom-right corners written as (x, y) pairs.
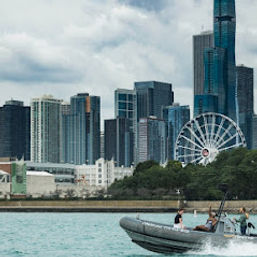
top-left (63, 93), bottom-right (100, 165)
top-left (214, 0), bottom-right (236, 121)
top-left (61, 103), bottom-right (72, 163)
top-left (104, 117), bottom-right (133, 167)
top-left (70, 93), bottom-right (89, 165)
top-left (194, 0), bottom-right (237, 122)
top-left (114, 89), bottom-right (136, 165)
top-left (135, 81), bottom-right (174, 121)
top-left (138, 117), bottom-right (167, 164)
top-left (114, 89), bottom-right (136, 130)
top-left (0, 100), bottom-right (30, 160)
top-left (163, 104), bottom-right (190, 160)
top-left (193, 31), bottom-right (214, 96)
top-left (134, 81), bottom-right (174, 164)
top-left (88, 96), bottom-right (101, 165)
top-left (194, 47), bottom-right (226, 117)
top-left (236, 65), bottom-right (254, 149)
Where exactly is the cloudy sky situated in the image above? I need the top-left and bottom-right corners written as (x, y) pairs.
top-left (1, 0), bottom-right (257, 124)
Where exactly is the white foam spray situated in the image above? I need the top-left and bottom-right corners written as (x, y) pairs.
top-left (188, 240), bottom-right (257, 256)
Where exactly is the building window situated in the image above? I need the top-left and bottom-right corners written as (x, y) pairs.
top-left (118, 94), bottom-right (126, 101)
top-left (118, 110), bottom-right (126, 117)
top-left (128, 103), bottom-right (133, 110)
top-left (118, 102), bottom-right (126, 109)
top-left (98, 180), bottom-right (102, 184)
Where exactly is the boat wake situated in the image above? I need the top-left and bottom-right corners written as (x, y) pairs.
top-left (188, 240), bottom-right (257, 256)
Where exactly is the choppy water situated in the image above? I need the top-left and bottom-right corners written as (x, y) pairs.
top-left (0, 212), bottom-right (257, 257)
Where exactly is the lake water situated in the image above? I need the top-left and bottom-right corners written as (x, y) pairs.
top-left (0, 212), bottom-right (257, 257)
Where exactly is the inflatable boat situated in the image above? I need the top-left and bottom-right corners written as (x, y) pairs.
top-left (120, 191), bottom-right (257, 254)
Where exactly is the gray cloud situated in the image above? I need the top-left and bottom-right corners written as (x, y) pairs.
top-left (119, 0), bottom-right (168, 11)
top-left (0, 33), bottom-right (82, 83)
top-left (0, 0), bottom-right (256, 124)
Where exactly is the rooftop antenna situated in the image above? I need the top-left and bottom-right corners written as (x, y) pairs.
top-left (201, 25), bottom-right (204, 32)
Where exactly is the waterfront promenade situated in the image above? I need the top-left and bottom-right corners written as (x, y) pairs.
top-left (0, 200), bottom-right (256, 213)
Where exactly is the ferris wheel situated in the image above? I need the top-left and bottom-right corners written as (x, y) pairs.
top-left (175, 112), bottom-right (246, 165)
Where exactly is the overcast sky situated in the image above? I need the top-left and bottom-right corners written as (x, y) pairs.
top-left (1, 0), bottom-right (257, 124)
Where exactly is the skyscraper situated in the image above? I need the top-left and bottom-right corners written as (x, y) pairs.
top-left (87, 96), bottom-right (101, 164)
top-left (138, 117), bottom-right (167, 164)
top-left (69, 93), bottom-right (88, 164)
top-left (251, 115), bottom-right (257, 150)
top-left (104, 119), bottom-right (116, 162)
top-left (135, 81), bottom-right (174, 121)
top-left (195, 0), bottom-right (237, 122)
top-left (193, 31), bottom-right (214, 96)
top-left (67, 93), bottom-right (100, 165)
top-left (134, 81), bottom-right (173, 164)
top-left (114, 89), bottom-right (136, 130)
top-left (114, 89), bottom-right (136, 164)
top-left (236, 65), bottom-right (254, 148)
top-left (194, 47), bottom-right (226, 117)
top-left (0, 100), bottom-right (30, 160)
top-left (213, 0), bottom-right (236, 121)
top-left (104, 117), bottom-right (133, 167)
top-left (163, 104), bottom-right (190, 160)
top-left (61, 103), bottom-right (71, 163)
top-left (31, 95), bottom-right (62, 163)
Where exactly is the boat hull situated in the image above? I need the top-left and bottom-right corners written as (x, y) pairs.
top-left (120, 217), bottom-right (257, 254)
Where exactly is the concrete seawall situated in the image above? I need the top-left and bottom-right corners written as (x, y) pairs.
top-left (0, 200), bottom-right (178, 212)
top-left (184, 200), bottom-right (257, 213)
top-left (0, 200), bottom-right (256, 213)
top-left (185, 200), bottom-right (257, 209)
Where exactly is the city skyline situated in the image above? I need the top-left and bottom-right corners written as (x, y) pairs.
top-left (0, 0), bottom-right (257, 123)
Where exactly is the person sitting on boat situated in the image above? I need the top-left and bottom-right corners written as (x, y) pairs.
top-left (193, 205), bottom-right (217, 232)
top-left (234, 207), bottom-right (249, 235)
top-left (174, 208), bottom-right (185, 229)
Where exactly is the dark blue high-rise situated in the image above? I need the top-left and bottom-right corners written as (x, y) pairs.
top-left (194, 0), bottom-right (237, 122)
top-left (0, 100), bottom-right (30, 160)
top-left (214, 0), bottom-right (236, 121)
top-left (163, 104), bottom-right (190, 160)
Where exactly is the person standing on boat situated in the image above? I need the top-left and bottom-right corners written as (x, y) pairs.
top-left (174, 209), bottom-right (185, 229)
top-left (234, 207), bottom-right (248, 235)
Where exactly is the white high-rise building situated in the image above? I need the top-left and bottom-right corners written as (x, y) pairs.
top-left (31, 95), bottom-right (62, 163)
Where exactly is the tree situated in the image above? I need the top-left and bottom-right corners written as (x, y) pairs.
top-left (133, 160), bottom-right (159, 175)
top-left (108, 148), bottom-right (257, 200)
